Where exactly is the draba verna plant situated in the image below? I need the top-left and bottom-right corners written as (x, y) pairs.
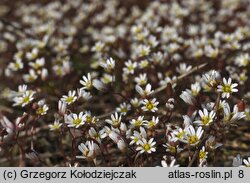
top-left (0, 0), bottom-right (250, 167)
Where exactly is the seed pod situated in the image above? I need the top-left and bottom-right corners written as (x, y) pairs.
top-left (166, 82), bottom-right (174, 97)
top-left (237, 100), bottom-right (245, 112)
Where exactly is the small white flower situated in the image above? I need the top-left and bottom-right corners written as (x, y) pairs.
top-left (91, 41), bottom-right (105, 52)
top-left (223, 103), bottom-right (246, 123)
top-left (29, 57), bottom-right (45, 70)
top-left (23, 69), bottom-right (38, 83)
top-left (130, 116), bottom-right (147, 128)
top-left (13, 91), bottom-right (35, 107)
top-left (161, 156), bottom-right (179, 167)
top-left (136, 138), bottom-right (156, 154)
top-left (65, 112), bottom-right (86, 128)
top-left (26, 47), bottom-right (39, 60)
top-left (182, 126), bottom-right (204, 146)
top-left (136, 45), bottom-right (150, 57)
top-left (130, 127), bottom-right (147, 145)
top-left (80, 73), bottom-right (92, 90)
top-left (191, 82), bottom-right (201, 96)
top-left (88, 127), bottom-right (102, 144)
top-left (134, 73), bottom-right (147, 86)
top-left (145, 116), bottom-right (159, 129)
top-left (116, 102), bottom-right (131, 115)
top-left (105, 112), bottom-right (122, 127)
top-left (130, 97), bottom-right (141, 107)
top-left (180, 90), bottom-right (196, 105)
top-left (199, 146), bottom-right (208, 162)
top-left (235, 53), bottom-right (249, 67)
top-left (176, 63), bottom-right (192, 74)
top-left (242, 157), bottom-right (250, 167)
top-left (76, 141), bottom-right (99, 161)
top-left (136, 83), bottom-right (154, 97)
top-left (61, 90), bottom-right (77, 105)
top-left (217, 78), bottom-right (238, 98)
top-left (36, 100), bottom-right (49, 116)
top-left (77, 88), bottom-right (92, 100)
top-left (205, 45), bottom-right (219, 58)
top-left (141, 98), bottom-right (159, 112)
top-left (58, 100), bottom-right (67, 115)
top-left (100, 57), bottom-right (115, 71)
top-left (194, 108), bottom-right (216, 126)
top-left (9, 59), bottom-right (23, 71)
top-left (48, 119), bottom-right (62, 131)
top-left (123, 60), bottom-right (137, 75)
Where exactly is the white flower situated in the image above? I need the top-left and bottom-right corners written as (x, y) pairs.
top-left (91, 41), bottom-right (104, 52)
top-left (88, 127), bottom-right (103, 144)
top-left (76, 141), bottom-right (99, 160)
top-left (134, 73), bottom-right (147, 86)
top-left (65, 112), bottom-right (86, 128)
top-left (176, 63), bottom-right (192, 74)
top-left (223, 103), bottom-right (246, 123)
top-left (242, 157), bottom-right (250, 167)
top-left (182, 126), bottom-right (204, 146)
top-left (130, 127), bottom-right (147, 145)
top-left (180, 90), bottom-right (196, 105)
top-left (101, 74), bottom-right (114, 84)
top-left (194, 108), bottom-right (216, 126)
top-left (141, 98), bottom-right (159, 112)
top-left (85, 111), bottom-right (98, 125)
top-left (13, 91), bottom-right (35, 107)
top-left (130, 97), bottom-right (141, 107)
top-left (130, 116), bottom-right (147, 128)
top-left (171, 128), bottom-right (186, 142)
top-left (58, 100), bottom-right (67, 115)
top-left (100, 57), bottom-right (115, 71)
top-left (26, 47), bottom-right (39, 60)
top-left (136, 138), bottom-right (156, 154)
top-left (199, 146), bottom-right (208, 161)
top-left (23, 69), bottom-right (38, 83)
top-left (136, 83), bottom-right (154, 97)
top-left (123, 60), bottom-right (137, 74)
top-left (105, 112), bottom-right (122, 127)
top-left (80, 73), bottom-right (92, 90)
top-left (93, 79), bottom-right (106, 91)
top-left (202, 70), bottom-right (221, 91)
top-left (61, 90), bottom-right (77, 105)
top-left (9, 59), bottom-right (23, 71)
top-left (235, 53), bottom-right (250, 67)
top-left (36, 100), bottom-right (49, 115)
top-left (136, 45), bottom-right (150, 57)
top-left (48, 119), bottom-right (62, 131)
top-left (77, 88), bottom-right (92, 100)
top-left (191, 82), bottom-right (201, 96)
top-left (161, 156), bottom-right (179, 167)
top-left (116, 102), bottom-right (131, 115)
top-left (217, 78), bottom-right (238, 98)
top-left (145, 116), bottom-right (159, 129)
top-left (29, 57), bottom-right (45, 70)
top-left (205, 45), bottom-right (219, 58)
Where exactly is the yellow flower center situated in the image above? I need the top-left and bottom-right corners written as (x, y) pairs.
top-left (66, 96), bottom-right (74, 103)
top-left (143, 143), bottom-right (151, 151)
top-left (222, 85), bottom-right (232, 93)
top-left (188, 135), bottom-right (199, 145)
top-left (22, 96), bottom-right (30, 104)
top-left (199, 150), bottom-right (206, 160)
top-left (73, 118), bottom-right (82, 125)
top-left (202, 116), bottom-right (210, 125)
top-left (146, 101), bottom-right (154, 110)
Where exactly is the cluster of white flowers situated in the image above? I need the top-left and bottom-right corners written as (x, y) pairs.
top-left (0, 0), bottom-right (250, 167)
